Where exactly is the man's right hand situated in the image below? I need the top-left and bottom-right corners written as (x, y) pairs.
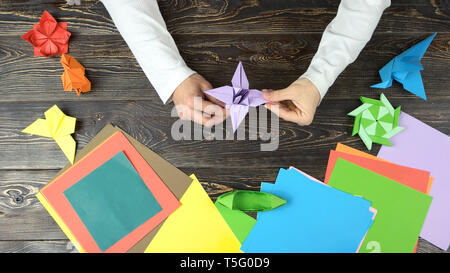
top-left (172, 73), bottom-right (227, 127)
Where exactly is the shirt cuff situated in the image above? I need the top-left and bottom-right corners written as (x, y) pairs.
top-left (156, 66), bottom-right (197, 105)
top-left (298, 68), bottom-right (330, 103)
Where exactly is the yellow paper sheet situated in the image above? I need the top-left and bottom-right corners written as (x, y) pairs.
top-left (36, 192), bottom-right (86, 253)
top-left (145, 174), bottom-right (242, 253)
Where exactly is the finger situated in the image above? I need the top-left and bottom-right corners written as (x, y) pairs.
top-left (205, 113), bottom-right (227, 127)
top-left (265, 102), bottom-right (299, 123)
top-left (198, 78), bottom-right (225, 106)
top-left (200, 110), bottom-right (228, 128)
top-left (263, 88), bottom-right (295, 102)
top-left (193, 97), bottom-right (227, 117)
top-left (205, 93), bottom-right (226, 108)
top-left (185, 109), bottom-right (214, 126)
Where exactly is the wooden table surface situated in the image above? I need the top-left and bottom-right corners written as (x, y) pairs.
top-left (0, 0), bottom-right (448, 253)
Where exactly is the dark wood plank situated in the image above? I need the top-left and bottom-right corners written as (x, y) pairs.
top-left (0, 240), bottom-right (71, 253)
top-left (0, 0), bottom-right (449, 254)
top-left (0, 99), bottom-right (449, 170)
top-left (0, 33), bottom-right (448, 101)
top-left (416, 238), bottom-right (450, 253)
top-left (0, 0), bottom-right (448, 35)
top-left (158, 0), bottom-right (450, 35)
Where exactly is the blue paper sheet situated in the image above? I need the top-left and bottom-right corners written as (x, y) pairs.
top-left (241, 169), bottom-right (374, 253)
top-left (371, 33), bottom-right (436, 100)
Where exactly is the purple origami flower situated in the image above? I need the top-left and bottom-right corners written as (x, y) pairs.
top-left (205, 62), bottom-right (268, 132)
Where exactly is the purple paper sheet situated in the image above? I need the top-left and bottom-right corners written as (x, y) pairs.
top-left (377, 112), bottom-right (450, 250)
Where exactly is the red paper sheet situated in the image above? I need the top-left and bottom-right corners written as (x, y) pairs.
top-left (325, 150), bottom-right (431, 193)
top-left (40, 131), bottom-right (180, 253)
top-left (334, 143), bottom-right (433, 194)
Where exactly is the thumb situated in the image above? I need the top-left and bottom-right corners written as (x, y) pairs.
top-left (263, 88), bottom-right (295, 102)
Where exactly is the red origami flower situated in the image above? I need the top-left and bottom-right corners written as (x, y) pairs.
top-left (22, 11), bottom-right (71, 57)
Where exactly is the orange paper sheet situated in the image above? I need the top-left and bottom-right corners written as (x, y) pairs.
top-left (335, 143), bottom-right (433, 194)
top-left (61, 54), bottom-right (91, 95)
top-left (40, 132), bottom-right (180, 252)
top-left (325, 150), bottom-right (431, 193)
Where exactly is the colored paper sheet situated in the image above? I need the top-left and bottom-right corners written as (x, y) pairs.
top-left (336, 143), bottom-right (433, 193)
top-left (371, 33), bottom-right (436, 100)
top-left (61, 54), bottom-right (91, 96)
top-left (214, 202), bottom-right (256, 244)
top-left (21, 10), bottom-right (71, 57)
top-left (216, 190), bottom-right (286, 212)
top-left (145, 174), bottom-right (242, 253)
top-left (39, 132), bottom-right (180, 253)
top-left (336, 143), bottom-right (383, 160)
top-left (64, 151), bottom-right (162, 251)
top-left (325, 150), bottom-right (430, 193)
top-left (288, 165), bottom-right (379, 253)
top-left (335, 143), bottom-right (433, 194)
top-left (327, 158), bottom-right (432, 253)
top-left (348, 93), bottom-right (403, 150)
top-left (205, 62), bottom-right (267, 132)
top-left (54, 124), bottom-right (193, 253)
top-left (241, 168), bottom-right (375, 253)
top-left (378, 112), bottom-right (450, 250)
top-left (22, 105), bottom-right (76, 164)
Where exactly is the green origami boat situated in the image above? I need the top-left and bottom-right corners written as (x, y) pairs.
top-left (216, 190), bottom-right (286, 212)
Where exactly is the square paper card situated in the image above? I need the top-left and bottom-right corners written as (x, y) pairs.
top-left (64, 151), bottom-right (162, 252)
top-left (38, 132), bottom-right (180, 252)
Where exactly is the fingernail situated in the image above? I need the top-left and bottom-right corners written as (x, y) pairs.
top-left (263, 90), bottom-right (271, 100)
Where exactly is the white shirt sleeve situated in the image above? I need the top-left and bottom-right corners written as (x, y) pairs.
top-left (101, 0), bottom-right (196, 104)
top-left (299, 0), bottom-right (391, 101)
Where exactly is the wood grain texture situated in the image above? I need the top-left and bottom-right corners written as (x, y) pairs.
top-left (0, 241), bottom-right (72, 253)
top-left (0, 0), bottom-right (449, 35)
top-left (1, 33), bottom-right (448, 101)
top-left (1, 99), bottom-right (449, 170)
top-left (0, 0), bottom-right (449, 253)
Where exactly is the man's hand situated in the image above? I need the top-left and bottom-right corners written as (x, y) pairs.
top-left (172, 73), bottom-right (227, 127)
top-left (263, 78), bottom-right (321, 126)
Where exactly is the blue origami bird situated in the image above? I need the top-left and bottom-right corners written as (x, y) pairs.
top-left (371, 33), bottom-right (436, 100)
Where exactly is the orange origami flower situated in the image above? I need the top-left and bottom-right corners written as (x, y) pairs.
top-left (22, 11), bottom-right (71, 57)
top-left (61, 54), bottom-right (91, 96)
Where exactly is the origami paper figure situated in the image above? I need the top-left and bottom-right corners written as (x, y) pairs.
top-left (348, 93), bottom-right (403, 150)
top-left (205, 62), bottom-right (268, 132)
top-left (216, 190), bottom-right (286, 212)
top-left (371, 33), bottom-right (436, 100)
top-left (66, 0), bottom-right (81, 5)
top-left (61, 54), bottom-right (91, 96)
top-left (22, 105), bottom-right (76, 164)
top-left (22, 11), bottom-right (71, 57)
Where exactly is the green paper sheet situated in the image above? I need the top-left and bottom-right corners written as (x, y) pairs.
top-left (328, 158), bottom-right (432, 253)
top-left (64, 151), bottom-right (162, 251)
top-left (216, 190), bottom-right (286, 212)
top-left (215, 201), bottom-right (256, 244)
